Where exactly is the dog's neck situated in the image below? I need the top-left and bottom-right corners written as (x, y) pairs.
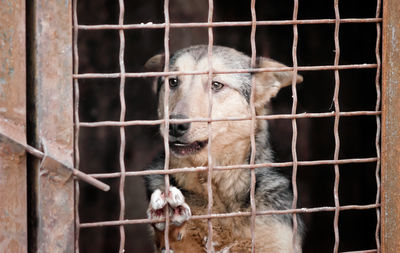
top-left (171, 121), bottom-right (272, 211)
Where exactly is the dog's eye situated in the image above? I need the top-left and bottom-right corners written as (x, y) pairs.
top-left (169, 77), bottom-right (179, 88)
top-left (212, 81), bottom-right (224, 91)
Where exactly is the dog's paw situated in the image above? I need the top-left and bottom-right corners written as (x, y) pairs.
top-left (147, 187), bottom-right (191, 231)
top-left (147, 189), bottom-right (168, 231)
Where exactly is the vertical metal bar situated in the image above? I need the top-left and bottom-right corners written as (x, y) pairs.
top-left (163, 0), bottom-right (171, 251)
top-left (73, 0), bottom-right (81, 252)
top-left (374, 0), bottom-right (382, 252)
top-left (29, 0), bottom-right (74, 252)
top-left (381, 0), bottom-right (400, 252)
top-left (206, 0), bottom-right (214, 252)
top-left (249, 0), bottom-right (257, 252)
top-left (0, 0), bottom-right (27, 252)
top-left (333, 0), bottom-right (341, 252)
top-left (118, 1), bottom-right (127, 252)
top-left (291, 0), bottom-right (300, 251)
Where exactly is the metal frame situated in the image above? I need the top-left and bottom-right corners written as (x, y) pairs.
top-left (0, 1), bottom-right (108, 252)
top-left (73, 1), bottom-right (384, 253)
top-left (27, 0), bottom-right (75, 252)
top-left (27, 1), bottom-right (108, 252)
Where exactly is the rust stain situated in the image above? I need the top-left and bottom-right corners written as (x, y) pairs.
top-left (30, 0), bottom-right (74, 252)
top-left (37, 154), bottom-right (75, 253)
top-left (0, 0), bottom-right (27, 252)
top-left (0, 139), bottom-right (27, 251)
top-left (33, 0), bottom-right (73, 161)
top-left (381, 0), bottom-right (400, 252)
top-left (0, 0), bottom-right (26, 144)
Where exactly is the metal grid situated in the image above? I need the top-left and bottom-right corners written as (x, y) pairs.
top-left (73, 0), bottom-right (382, 252)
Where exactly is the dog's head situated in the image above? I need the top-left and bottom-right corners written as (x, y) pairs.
top-left (145, 45), bottom-right (302, 165)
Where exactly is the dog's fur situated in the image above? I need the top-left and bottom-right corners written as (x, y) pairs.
top-left (144, 45), bottom-right (303, 253)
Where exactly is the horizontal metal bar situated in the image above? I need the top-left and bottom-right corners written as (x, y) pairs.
top-left (0, 131), bottom-right (109, 192)
top-left (76, 18), bottom-right (382, 30)
top-left (79, 111), bottom-right (381, 127)
top-left (89, 157), bottom-right (379, 179)
top-left (26, 146), bottom-right (110, 192)
top-left (340, 250), bottom-right (378, 253)
top-left (73, 63), bottom-right (378, 79)
top-left (79, 203), bottom-right (380, 228)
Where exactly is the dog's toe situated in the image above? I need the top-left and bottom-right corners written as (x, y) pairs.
top-left (150, 189), bottom-right (167, 210)
top-left (166, 186), bottom-right (185, 208)
top-left (148, 189), bottom-right (168, 231)
top-left (171, 202), bottom-right (191, 226)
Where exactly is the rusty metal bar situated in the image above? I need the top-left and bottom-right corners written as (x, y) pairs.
top-left (28, 0), bottom-right (75, 251)
top-left (333, 0), bottom-right (341, 252)
top-left (162, 0), bottom-right (172, 251)
top-left (79, 203), bottom-right (380, 228)
top-left (0, 0), bottom-right (27, 251)
top-left (73, 63), bottom-right (379, 79)
top-left (0, 132), bottom-right (109, 191)
top-left (374, 0), bottom-right (382, 251)
top-left (76, 18), bottom-right (382, 30)
top-left (206, 0), bottom-right (215, 251)
top-left (72, 0), bottom-right (81, 250)
top-left (78, 111), bottom-right (381, 127)
top-left (381, 0), bottom-right (400, 252)
top-left (88, 157), bottom-right (379, 178)
top-left (249, 0), bottom-right (257, 251)
top-left (117, 1), bottom-right (127, 252)
top-left (340, 250), bottom-right (378, 253)
top-left (291, 0), bottom-right (300, 250)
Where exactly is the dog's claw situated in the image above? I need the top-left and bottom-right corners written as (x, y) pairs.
top-left (148, 187), bottom-right (191, 231)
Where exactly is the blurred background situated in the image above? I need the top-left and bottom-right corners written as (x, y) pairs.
top-left (76, 0), bottom-right (380, 252)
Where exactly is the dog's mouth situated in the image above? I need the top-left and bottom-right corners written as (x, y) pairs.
top-left (169, 140), bottom-right (208, 156)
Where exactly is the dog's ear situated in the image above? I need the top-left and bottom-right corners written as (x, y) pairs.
top-left (145, 53), bottom-right (165, 72)
top-left (253, 57), bottom-right (303, 108)
top-left (145, 53), bottom-right (165, 94)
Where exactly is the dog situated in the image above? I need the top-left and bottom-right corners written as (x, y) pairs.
top-left (144, 45), bottom-right (303, 252)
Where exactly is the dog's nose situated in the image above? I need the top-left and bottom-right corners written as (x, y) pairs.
top-left (169, 114), bottom-right (190, 138)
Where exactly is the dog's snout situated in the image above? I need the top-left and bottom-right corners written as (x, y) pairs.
top-left (169, 114), bottom-right (190, 138)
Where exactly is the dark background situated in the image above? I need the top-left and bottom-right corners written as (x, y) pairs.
top-left (76, 0), bottom-right (380, 252)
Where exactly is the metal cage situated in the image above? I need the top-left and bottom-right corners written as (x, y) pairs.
top-left (1, 0), bottom-right (399, 252)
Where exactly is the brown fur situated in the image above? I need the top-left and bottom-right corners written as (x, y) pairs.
top-left (153, 192), bottom-right (299, 253)
top-left (146, 46), bottom-right (303, 252)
